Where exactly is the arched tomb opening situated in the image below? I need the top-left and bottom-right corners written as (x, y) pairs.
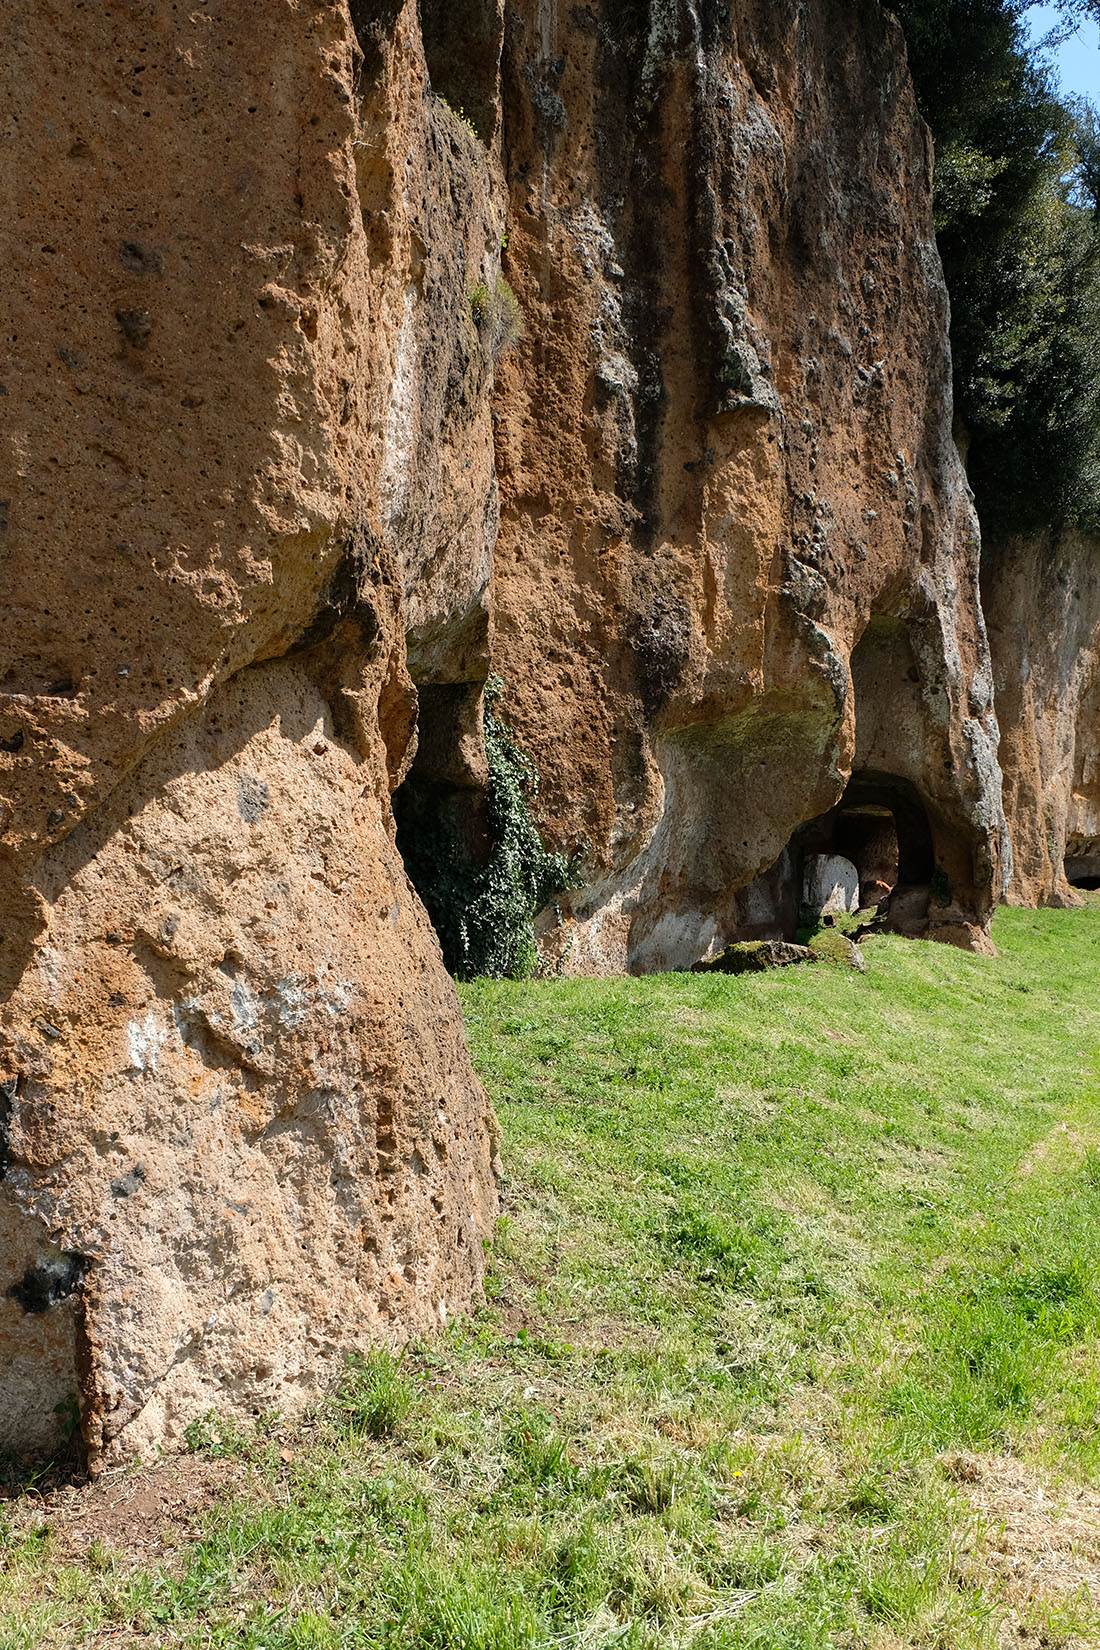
top-left (792, 770), bottom-right (935, 925)
top-left (1064, 841), bottom-right (1100, 890)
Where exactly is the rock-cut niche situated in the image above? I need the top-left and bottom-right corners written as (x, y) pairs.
top-left (736, 615), bottom-right (944, 939)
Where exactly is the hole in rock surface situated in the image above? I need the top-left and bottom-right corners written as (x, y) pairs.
top-left (7, 1251), bottom-right (88, 1315)
top-left (419, 0), bottom-right (502, 140)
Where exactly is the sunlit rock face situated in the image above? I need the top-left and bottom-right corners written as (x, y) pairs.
top-left (0, 0), bottom-right (499, 1467)
top-left (3, 0), bottom-right (1021, 1467)
top-left (491, 0), bottom-right (1006, 969)
top-left (984, 531), bottom-right (1100, 908)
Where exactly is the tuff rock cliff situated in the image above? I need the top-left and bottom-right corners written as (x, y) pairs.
top-left (985, 531), bottom-right (1100, 907)
top-left (1, 0), bottom-right (503, 1466)
top-left (488, 0), bottom-right (1007, 969)
top-left (0, 0), bottom-right (1022, 1464)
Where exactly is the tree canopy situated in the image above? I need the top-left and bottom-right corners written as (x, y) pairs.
top-left (893, 0), bottom-right (1100, 538)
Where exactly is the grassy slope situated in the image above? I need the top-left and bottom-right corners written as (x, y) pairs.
top-left (3, 904), bottom-right (1100, 1648)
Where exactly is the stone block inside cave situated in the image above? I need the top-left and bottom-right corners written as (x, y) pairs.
top-left (802, 854), bottom-right (861, 918)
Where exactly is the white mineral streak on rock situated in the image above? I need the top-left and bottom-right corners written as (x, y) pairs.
top-left (127, 1014), bottom-right (167, 1075)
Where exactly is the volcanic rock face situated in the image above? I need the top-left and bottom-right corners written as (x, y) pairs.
top-left (1, 1), bottom-right (499, 1465)
top-left (4, 0), bottom-right (1014, 1465)
top-left (490, 0), bottom-right (1007, 969)
top-left (984, 532), bottom-right (1100, 905)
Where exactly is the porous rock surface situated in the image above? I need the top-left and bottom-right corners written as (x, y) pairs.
top-left (1, 1), bottom-right (500, 1465)
top-left (3, 0), bottom-right (1022, 1466)
top-left (491, 0), bottom-right (1007, 970)
top-left (984, 532), bottom-right (1100, 906)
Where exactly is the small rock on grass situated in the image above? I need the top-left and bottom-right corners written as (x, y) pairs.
top-left (693, 939), bottom-right (815, 974)
top-left (808, 930), bottom-right (867, 971)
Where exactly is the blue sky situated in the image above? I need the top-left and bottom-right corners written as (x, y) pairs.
top-left (1024, 3), bottom-right (1100, 101)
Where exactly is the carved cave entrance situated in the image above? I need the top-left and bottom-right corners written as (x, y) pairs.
top-left (1064, 850), bottom-right (1100, 891)
top-left (742, 770), bottom-right (937, 940)
top-left (768, 611), bottom-right (941, 937)
top-left (795, 771), bottom-right (935, 913)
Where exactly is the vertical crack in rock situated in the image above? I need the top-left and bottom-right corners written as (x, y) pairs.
top-left (0, 1078), bottom-right (14, 1180)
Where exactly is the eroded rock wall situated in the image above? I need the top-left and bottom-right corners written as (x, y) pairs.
top-left (490, 0), bottom-right (1006, 968)
top-left (984, 532), bottom-right (1100, 905)
top-left (4, 0), bottom-right (1021, 1466)
top-left (1, 1), bottom-right (499, 1466)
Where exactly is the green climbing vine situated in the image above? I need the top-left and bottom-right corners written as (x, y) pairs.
top-left (396, 679), bottom-right (571, 981)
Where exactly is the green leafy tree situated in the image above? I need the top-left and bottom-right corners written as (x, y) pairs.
top-left (894, 0), bottom-right (1100, 535)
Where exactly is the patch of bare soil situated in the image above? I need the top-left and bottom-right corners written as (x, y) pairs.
top-left (946, 1452), bottom-right (1100, 1646)
top-left (1017, 1122), bottom-right (1091, 1178)
top-left (5, 1455), bottom-right (247, 1568)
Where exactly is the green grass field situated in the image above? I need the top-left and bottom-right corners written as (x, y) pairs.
top-left (3, 903), bottom-right (1100, 1648)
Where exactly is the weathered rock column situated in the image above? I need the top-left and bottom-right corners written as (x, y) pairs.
top-left (0, 1), bottom-right (498, 1466)
top-left (984, 530), bottom-right (1100, 906)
